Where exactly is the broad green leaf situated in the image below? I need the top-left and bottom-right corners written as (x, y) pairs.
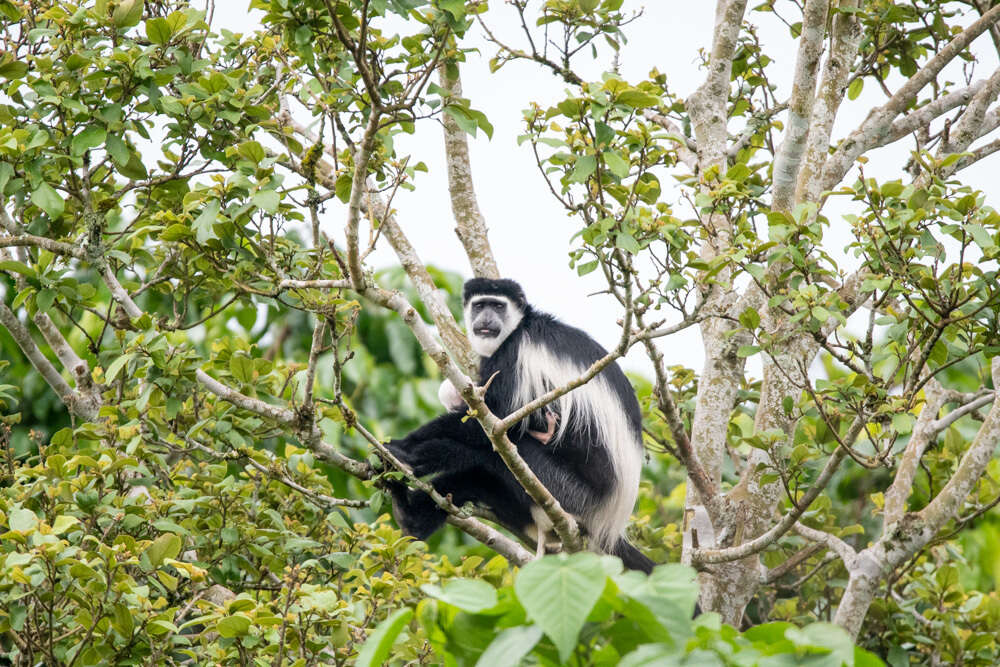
top-left (51, 515), bottom-right (79, 535)
top-left (619, 643), bottom-right (680, 666)
top-left (252, 189), bottom-right (280, 214)
top-left (193, 200), bottom-right (220, 243)
top-left (847, 78), bottom-right (863, 101)
top-left (421, 579), bottom-right (498, 613)
top-left (438, 0), bottom-right (465, 20)
top-left (514, 553), bottom-right (607, 663)
top-left (0, 60), bottom-right (27, 79)
top-left (616, 89), bottom-right (660, 108)
top-left (71, 125), bottom-right (107, 156)
top-left (35, 288), bottom-right (56, 312)
top-left (603, 151), bottom-right (630, 179)
top-left (616, 232), bottom-right (640, 254)
top-left (475, 625), bottom-right (543, 667)
top-left (31, 182), bottom-right (64, 219)
top-left (230, 354), bottom-right (254, 384)
top-left (147, 533), bottom-right (182, 567)
top-left (8, 507), bottom-right (38, 532)
top-left (355, 608), bottom-right (413, 667)
top-left (568, 154), bottom-right (597, 183)
top-left (106, 134), bottom-right (130, 166)
top-left (335, 173), bottom-right (353, 203)
top-left (145, 17), bottom-right (172, 45)
top-left (120, 152), bottom-right (148, 179)
top-left (104, 354), bottom-right (132, 382)
top-left (216, 614), bottom-right (251, 638)
top-left (112, 0), bottom-right (144, 28)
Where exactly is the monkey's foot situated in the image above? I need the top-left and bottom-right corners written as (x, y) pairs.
top-left (528, 411), bottom-right (559, 445)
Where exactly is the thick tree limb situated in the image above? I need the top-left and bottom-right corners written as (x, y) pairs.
top-left (345, 111), bottom-right (382, 290)
top-left (439, 65), bottom-right (500, 279)
top-left (771, 0), bottom-right (830, 212)
top-left (819, 4), bottom-right (1000, 193)
top-left (874, 82), bottom-right (984, 148)
top-left (692, 423), bottom-right (856, 566)
top-left (883, 380), bottom-right (947, 527)
top-left (796, 0), bottom-right (862, 202)
top-left (941, 67), bottom-right (1000, 155)
top-left (0, 303), bottom-right (97, 420)
top-left (793, 522), bottom-right (857, 566)
top-left (0, 234), bottom-right (85, 259)
top-left (834, 359), bottom-right (1000, 638)
top-left (687, 0), bottom-right (749, 170)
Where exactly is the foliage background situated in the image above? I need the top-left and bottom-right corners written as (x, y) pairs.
top-left (1, 0), bottom-right (1000, 665)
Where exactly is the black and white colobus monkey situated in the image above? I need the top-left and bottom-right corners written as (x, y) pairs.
top-left (386, 278), bottom-right (653, 573)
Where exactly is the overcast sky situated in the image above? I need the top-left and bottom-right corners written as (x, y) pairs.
top-left (225, 2), bottom-right (999, 376)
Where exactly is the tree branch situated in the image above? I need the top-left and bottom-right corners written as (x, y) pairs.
top-left (692, 419), bottom-right (858, 566)
top-left (819, 4), bottom-right (1000, 192)
top-left (796, 0), bottom-right (863, 202)
top-left (439, 64), bottom-right (500, 279)
top-left (771, 0), bottom-right (830, 212)
top-left (0, 303), bottom-right (97, 420)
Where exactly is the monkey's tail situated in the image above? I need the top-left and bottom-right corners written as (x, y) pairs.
top-left (611, 536), bottom-right (655, 574)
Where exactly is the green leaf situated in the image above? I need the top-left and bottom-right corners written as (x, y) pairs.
top-left (421, 579), bottom-right (498, 613)
top-left (577, 259), bottom-right (598, 276)
top-left (52, 514), bottom-right (80, 535)
top-left (737, 345), bottom-right (760, 357)
top-left (739, 307), bottom-right (760, 330)
top-left (568, 154), bottom-right (596, 183)
top-left (147, 533), bottom-right (182, 567)
top-left (355, 608), bottom-right (413, 667)
top-left (811, 306), bottom-right (831, 323)
top-left (616, 232), bottom-right (640, 255)
top-left (145, 17), bottom-right (172, 45)
top-left (335, 173), bottom-right (353, 203)
top-left (229, 353), bottom-right (254, 384)
top-left (847, 78), bottom-right (863, 101)
top-left (35, 288), bottom-right (56, 312)
top-left (475, 625), bottom-right (544, 667)
top-left (119, 152), bottom-right (148, 180)
top-left (193, 200), bottom-right (220, 243)
top-left (444, 105), bottom-right (479, 137)
top-left (112, 0), bottom-right (144, 28)
top-left (603, 151), bottom-right (630, 179)
top-left (616, 89), bottom-right (660, 108)
top-left (0, 60), bottom-right (27, 79)
top-left (104, 354), bottom-right (132, 382)
top-left (252, 189), bottom-right (279, 214)
top-left (619, 643), bottom-right (679, 666)
top-left (0, 260), bottom-right (32, 277)
top-left (216, 614), bottom-right (251, 638)
top-left (105, 134), bottom-right (130, 166)
top-left (438, 0), bottom-right (465, 20)
top-left (237, 140), bottom-right (266, 164)
top-left (71, 125), bottom-right (107, 156)
top-left (8, 507), bottom-right (38, 532)
top-left (514, 553), bottom-right (607, 663)
top-left (31, 182), bottom-right (64, 219)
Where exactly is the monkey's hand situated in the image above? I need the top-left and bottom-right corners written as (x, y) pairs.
top-left (437, 379), bottom-right (466, 411)
top-left (528, 410), bottom-right (559, 445)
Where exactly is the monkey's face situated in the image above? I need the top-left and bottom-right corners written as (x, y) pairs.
top-left (465, 295), bottom-right (523, 357)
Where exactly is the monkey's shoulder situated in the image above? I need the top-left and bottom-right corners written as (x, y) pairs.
top-left (519, 310), bottom-right (610, 363)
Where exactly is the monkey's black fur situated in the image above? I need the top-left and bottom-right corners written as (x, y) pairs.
top-left (386, 279), bottom-right (654, 573)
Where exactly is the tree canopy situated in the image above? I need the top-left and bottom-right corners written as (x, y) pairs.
top-left (1, 0), bottom-right (1000, 665)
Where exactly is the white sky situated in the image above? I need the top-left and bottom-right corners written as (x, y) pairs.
top-left (221, 1), bottom-right (999, 376)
